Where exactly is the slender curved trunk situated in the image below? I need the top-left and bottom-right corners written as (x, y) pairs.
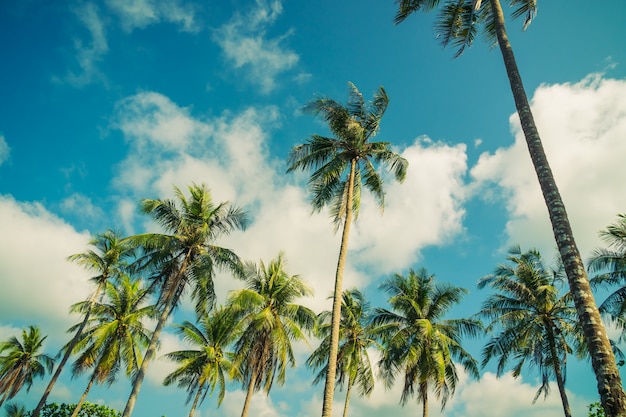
top-left (188, 383), bottom-right (204, 417)
top-left (545, 323), bottom-right (572, 417)
top-left (32, 281), bottom-right (106, 417)
top-left (122, 251), bottom-right (192, 417)
top-left (71, 372), bottom-right (97, 417)
top-left (488, 1), bottom-right (626, 415)
top-left (321, 159), bottom-right (356, 417)
top-left (240, 366), bottom-right (259, 417)
top-left (342, 380), bottom-right (353, 417)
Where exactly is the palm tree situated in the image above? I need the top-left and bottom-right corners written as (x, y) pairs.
top-left (121, 183), bottom-right (248, 417)
top-left (287, 82), bottom-right (408, 417)
top-left (163, 306), bottom-right (240, 417)
top-left (227, 253), bottom-right (316, 417)
top-left (306, 289), bottom-right (380, 417)
top-left (372, 268), bottom-right (481, 417)
top-left (32, 230), bottom-right (132, 417)
top-left (589, 214), bottom-right (626, 333)
top-left (4, 402), bottom-right (28, 417)
top-left (392, 2), bottom-right (626, 414)
top-left (68, 276), bottom-right (155, 417)
top-left (0, 325), bottom-right (54, 407)
top-left (478, 246), bottom-right (583, 417)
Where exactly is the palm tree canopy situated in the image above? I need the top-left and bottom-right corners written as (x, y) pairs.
top-left (130, 183), bottom-right (248, 316)
top-left (228, 253), bottom-right (316, 394)
top-left (163, 306), bottom-right (240, 407)
top-left (477, 246), bottom-right (583, 401)
top-left (69, 276), bottom-right (155, 385)
top-left (287, 82), bottom-right (408, 230)
top-left (589, 214), bottom-right (626, 335)
top-left (394, 0), bottom-right (538, 57)
top-left (373, 268), bottom-right (481, 409)
top-left (0, 325), bottom-right (55, 400)
top-left (307, 289), bottom-right (379, 397)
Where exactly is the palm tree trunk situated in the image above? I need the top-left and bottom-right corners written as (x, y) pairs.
top-left (71, 371), bottom-right (97, 417)
top-left (31, 281), bottom-right (106, 417)
top-left (321, 159), bottom-right (356, 417)
top-left (240, 367), bottom-right (259, 417)
top-left (488, 1), bottom-right (626, 415)
top-left (342, 381), bottom-right (353, 417)
top-left (187, 383), bottom-right (204, 417)
top-left (545, 324), bottom-right (572, 417)
top-left (420, 383), bottom-right (428, 417)
top-left (122, 251), bottom-right (192, 417)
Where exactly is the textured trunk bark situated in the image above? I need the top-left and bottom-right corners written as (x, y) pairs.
top-left (187, 383), bottom-right (204, 417)
top-left (32, 281), bottom-right (106, 417)
top-left (421, 383), bottom-right (428, 417)
top-left (321, 159), bottom-right (356, 417)
top-left (122, 251), bottom-right (192, 417)
top-left (71, 372), bottom-right (97, 417)
top-left (342, 380), bottom-right (353, 417)
top-left (488, 1), bottom-right (626, 416)
top-left (240, 367), bottom-right (258, 417)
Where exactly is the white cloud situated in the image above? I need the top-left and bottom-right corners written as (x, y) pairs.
top-left (213, 0), bottom-right (299, 93)
top-left (0, 196), bottom-right (92, 347)
top-left (105, 0), bottom-right (199, 32)
top-left (470, 73), bottom-right (626, 260)
top-left (60, 192), bottom-right (105, 224)
top-left (0, 134), bottom-right (10, 165)
top-left (61, 2), bottom-right (109, 87)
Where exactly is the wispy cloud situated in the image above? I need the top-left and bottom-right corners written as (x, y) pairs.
top-left (105, 0), bottom-right (199, 32)
top-left (0, 134), bottom-right (10, 166)
top-left (213, 0), bottom-right (299, 93)
top-left (60, 2), bottom-right (109, 87)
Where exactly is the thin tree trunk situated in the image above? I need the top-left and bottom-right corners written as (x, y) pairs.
top-left (240, 367), bottom-right (258, 417)
top-left (188, 383), bottom-right (204, 417)
top-left (545, 323), bottom-right (572, 417)
top-left (421, 383), bottom-right (428, 417)
top-left (488, 1), bottom-right (626, 415)
top-left (321, 159), bottom-right (356, 417)
top-left (31, 281), bottom-right (106, 417)
top-left (342, 381), bottom-right (353, 417)
top-left (122, 251), bottom-right (192, 417)
top-left (71, 372), bottom-right (97, 417)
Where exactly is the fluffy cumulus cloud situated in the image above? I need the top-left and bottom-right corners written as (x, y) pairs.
top-left (470, 74), bottom-right (626, 259)
top-left (0, 196), bottom-right (91, 346)
top-left (105, 0), bottom-right (199, 32)
top-left (213, 0), bottom-right (299, 93)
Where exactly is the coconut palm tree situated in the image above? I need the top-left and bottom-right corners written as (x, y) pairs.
top-left (32, 230), bottom-right (133, 417)
top-left (227, 253), bottom-right (316, 417)
top-left (391, 2), bottom-right (626, 414)
top-left (306, 289), bottom-right (380, 417)
top-left (372, 268), bottom-right (481, 417)
top-left (163, 306), bottom-right (240, 417)
top-left (68, 276), bottom-right (155, 417)
top-left (4, 402), bottom-right (28, 417)
top-left (478, 246), bottom-right (583, 417)
top-left (121, 183), bottom-right (248, 417)
top-left (0, 325), bottom-right (54, 407)
top-left (287, 82), bottom-right (408, 417)
top-left (589, 214), bottom-right (626, 333)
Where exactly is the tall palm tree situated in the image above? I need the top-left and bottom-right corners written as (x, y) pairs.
top-left (163, 306), bottom-right (240, 417)
top-left (0, 325), bottom-right (54, 407)
top-left (306, 289), bottom-right (380, 417)
top-left (32, 230), bottom-right (132, 417)
top-left (372, 268), bottom-right (481, 417)
top-left (68, 276), bottom-right (155, 417)
top-left (3, 402), bottom-right (28, 417)
top-left (121, 183), bottom-right (248, 417)
top-left (478, 246), bottom-right (583, 417)
top-left (391, 2), bottom-right (626, 414)
top-left (227, 253), bottom-right (316, 417)
top-left (287, 82), bottom-right (408, 417)
top-left (589, 214), bottom-right (626, 333)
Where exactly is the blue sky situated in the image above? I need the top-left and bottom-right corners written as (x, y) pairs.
top-left (1, 1), bottom-right (626, 416)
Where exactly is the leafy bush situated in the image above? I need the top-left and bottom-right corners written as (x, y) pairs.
top-left (588, 402), bottom-right (606, 417)
top-left (29, 403), bottom-right (120, 417)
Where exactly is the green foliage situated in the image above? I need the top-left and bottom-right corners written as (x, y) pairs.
top-left (589, 402), bottom-right (606, 417)
top-left (32, 402), bottom-right (120, 417)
